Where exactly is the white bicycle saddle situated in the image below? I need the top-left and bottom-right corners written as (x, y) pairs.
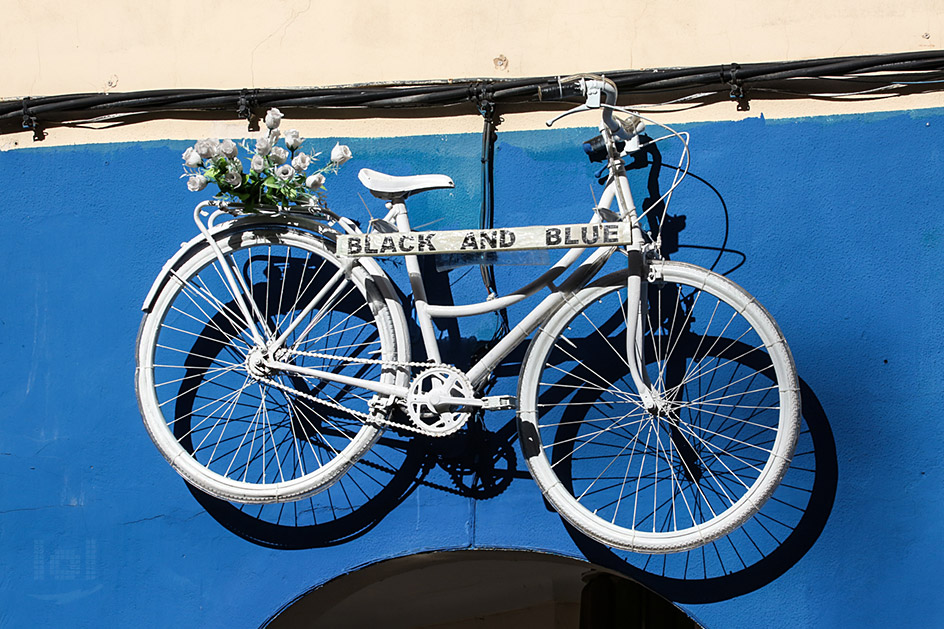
top-left (358, 168), bottom-right (454, 200)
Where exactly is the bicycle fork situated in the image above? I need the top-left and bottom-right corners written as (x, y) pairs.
top-left (626, 248), bottom-right (704, 483)
top-left (623, 239), bottom-right (660, 412)
top-left (617, 190), bottom-right (703, 482)
top-left (610, 167), bottom-right (659, 412)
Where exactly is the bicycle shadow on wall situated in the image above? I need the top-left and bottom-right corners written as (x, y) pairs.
top-left (178, 137), bottom-right (836, 602)
top-left (185, 403), bottom-right (529, 549)
top-left (565, 377), bottom-right (837, 604)
top-left (184, 318), bottom-right (837, 601)
top-left (537, 318), bottom-right (838, 603)
top-left (179, 251), bottom-right (530, 549)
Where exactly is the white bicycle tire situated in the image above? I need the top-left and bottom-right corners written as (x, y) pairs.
top-left (136, 226), bottom-right (398, 504)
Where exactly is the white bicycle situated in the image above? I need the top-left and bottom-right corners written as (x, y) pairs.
top-left (135, 77), bottom-right (800, 554)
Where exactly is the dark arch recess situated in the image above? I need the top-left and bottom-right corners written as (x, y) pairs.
top-left (262, 549), bottom-right (702, 629)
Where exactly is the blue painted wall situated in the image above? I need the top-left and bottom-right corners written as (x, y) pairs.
top-left (2, 108), bottom-right (942, 627)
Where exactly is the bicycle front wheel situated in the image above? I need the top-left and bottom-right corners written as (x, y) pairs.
top-left (518, 261), bottom-right (800, 553)
top-left (136, 225), bottom-right (400, 504)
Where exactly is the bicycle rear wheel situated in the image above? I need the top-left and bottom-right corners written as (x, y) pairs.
top-left (518, 261), bottom-right (800, 553)
top-left (136, 225), bottom-right (400, 503)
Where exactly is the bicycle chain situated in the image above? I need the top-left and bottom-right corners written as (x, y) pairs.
top-left (258, 355), bottom-right (510, 497)
top-left (260, 353), bottom-right (472, 437)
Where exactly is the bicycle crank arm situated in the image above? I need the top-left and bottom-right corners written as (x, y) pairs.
top-left (410, 394), bottom-right (516, 411)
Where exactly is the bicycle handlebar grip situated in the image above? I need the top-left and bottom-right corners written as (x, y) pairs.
top-left (537, 81), bottom-right (583, 102)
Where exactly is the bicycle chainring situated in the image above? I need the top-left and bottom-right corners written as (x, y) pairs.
top-left (405, 366), bottom-right (476, 437)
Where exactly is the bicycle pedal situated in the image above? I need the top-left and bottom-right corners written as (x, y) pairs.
top-left (480, 395), bottom-right (516, 411)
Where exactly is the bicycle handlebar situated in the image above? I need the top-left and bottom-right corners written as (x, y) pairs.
top-left (545, 76), bottom-right (633, 141)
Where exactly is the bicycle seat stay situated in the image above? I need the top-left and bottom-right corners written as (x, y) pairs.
top-left (358, 168), bottom-right (454, 200)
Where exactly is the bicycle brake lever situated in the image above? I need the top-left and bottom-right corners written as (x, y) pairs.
top-left (546, 103), bottom-right (590, 127)
top-left (547, 76), bottom-right (613, 127)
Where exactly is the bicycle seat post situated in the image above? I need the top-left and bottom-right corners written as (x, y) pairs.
top-left (356, 167), bottom-right (454, 365)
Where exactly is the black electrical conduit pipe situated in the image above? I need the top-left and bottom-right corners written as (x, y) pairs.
top-left (3, 51), bottom-right (944, 139)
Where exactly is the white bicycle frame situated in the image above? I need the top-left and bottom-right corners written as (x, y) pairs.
top-left (137, 76), bottom-right (800, 552)
top-left (186, 77), bottom-right (668, 415)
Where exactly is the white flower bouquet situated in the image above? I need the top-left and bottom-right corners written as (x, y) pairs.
top-left (182, 108), bottom-right (352, 212)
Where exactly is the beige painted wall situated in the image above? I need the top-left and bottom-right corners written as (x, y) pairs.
top-left (2, 0), bottom-right (942, 147)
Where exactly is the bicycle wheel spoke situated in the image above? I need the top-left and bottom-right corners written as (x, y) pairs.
top-left (222, 251), bottom-right (275, 342)
top-left (178, 266), bottom-right (259, 348)
top-left (167, 292), bottom-right (253, 361)
top-left (542, 360), bottom-right (640, 406)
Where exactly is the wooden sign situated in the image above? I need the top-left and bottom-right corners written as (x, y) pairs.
top-left (337, 223), bottom-right (632, 258)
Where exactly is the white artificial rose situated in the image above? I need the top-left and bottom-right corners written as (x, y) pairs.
top-left (220, 139), bottom-right (239, 159)
top-left (264, 108), bottom-right (284, 129)
top-left (284, 129), bottom-right (302, 150)
top-left (291, 153), bottom-right (311, 172)
top-left (269, 146), bottom-right (289, 165)
top-left (182, 146), bottom-right (203, 168)
top-left (255, 136), bottom-right (272, 156)
top-left (250, 154), bottom-right (266, 173)
top-left (268, 128), bottom-right (280, 143)
top-left (223, 170), bottom-right (242, 188)
top-left (330, 143), bottom-right (352, 165)
top-left (195, 138), bottom-right (219, 159)
top-left (187, 174), bottom-right (208, 192)
top-left (275, 164), bottom-right (295, 180)
top-left (306, 173), bottom-right (325, 190)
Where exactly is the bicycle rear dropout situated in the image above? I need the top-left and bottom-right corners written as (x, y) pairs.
top-left (135, 76), bottom-right (800, 554)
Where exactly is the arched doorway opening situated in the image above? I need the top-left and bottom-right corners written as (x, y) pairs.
top-left (264, 550), bottom-right (701, 628)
